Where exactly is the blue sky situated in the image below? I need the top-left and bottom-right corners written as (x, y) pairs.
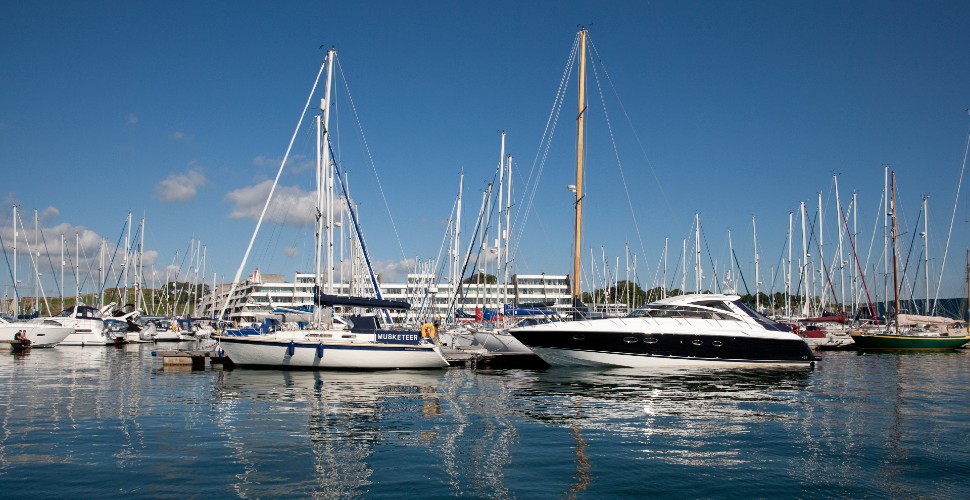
top-left (3, 1), bottom-right (970, 305)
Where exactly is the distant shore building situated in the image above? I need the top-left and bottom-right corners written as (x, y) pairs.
top-left (197, 270), bottom-right (573, 325)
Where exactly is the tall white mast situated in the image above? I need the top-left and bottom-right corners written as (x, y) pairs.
top-left (625, 242), bottom-right (629, 308)
top-left (75, 233), bottom-right (80, 305)
top-left (11, 205), bottom-right (17, 317)
top-left (199, 244), bottom-right (207, 316)
top-left (503, 154), bottom-right (512, 295)
top-left (314, 47), bottom-right (336, 301)
top-left (923, 195), bottom-right (930, 315)
top-left (681, 238), bottom-right (686, 294)
top-left (726, 229), bottom-right (734, 293)
top-left (694, 213), bottom-right (701, 292)
top-left (753, 216), bottom-right (760, 311)
top-left (211, 272), bottom-right (217, 318)
top-left (800, 201), bottom-right (808, 316)
top-left (496, 131), bottom-right (506, 307)
top-left (124, 211), bottom-right (131, 306)
top-left (614, 255), bottom-right (620, 312)
top-left (849, 191), bottom-right (862, 315)
top-left (883, 165), bottom-right (889, 314)
top-left (34, 210), bottom-right (39, 314)
top-left (632, 253), bottom-right (638, 307)
top-left (662, 236), bottom-right (668, 299)
top-left (835, 176), bottom-right (846, 311)
top-left (137, 216), bottom-right (145, 313)
top-left (787, 211), bottom-right (793, 318)
top-left (60, 233), bottom-right (65, 310)
top-left (98, 239), bottom-right (105, 309)
top-left (452, 174), bottom-right (463, 294)
top-left (323, 49), bottom-right (335, 296)
top-left (817, 192), bottom-right (826, 310)
top-left (891, 172), bottom-right (900, 334)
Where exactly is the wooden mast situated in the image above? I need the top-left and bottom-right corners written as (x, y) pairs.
top-left (572, 28), bottom-right (587, 305)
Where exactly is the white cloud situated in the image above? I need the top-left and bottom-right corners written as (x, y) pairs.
top-left (283, 247), bottom-right (299, 258)
top-left (127, 113), bottom-right (138, 126)
top-left (156, 169), bottom-right (207, 203)
top-left (39, 206), bottom-right (59, 220)
top-left (225, 180), bottom-right (317, 225)
top-left (371, 258), bottom-right (417, 283)
top-left (0, 219), bottom-right (169, 298)
top-left (141, 250), bottom-right (159, 267)
top-left (170, 130), bottom-right (192, 142)
top-left (0, 222), bottom-right (148, 279)
top-left (162, 264), bottom-right (181, 277)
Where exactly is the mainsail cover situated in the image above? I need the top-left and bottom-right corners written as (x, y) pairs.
top-left (896, 313), bottom-right (959, 327)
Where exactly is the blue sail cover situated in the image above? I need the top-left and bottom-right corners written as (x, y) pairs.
top-left (482, 308), bottom-right (497, 321)
top-left (504, 303), bottom-right (557, 317)
top-left (313, 288), bottom-right (411, 310)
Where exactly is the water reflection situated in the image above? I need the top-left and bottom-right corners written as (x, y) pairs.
top-left (0, 344), bottom-right (157, 474)
top-left (213, 369), bottom-right (448, 498)
top-left (802, 351), bottom-right (970, 498)
top-left (0, 346), bottom-right (964, 498)
top-left (508, 367), bottom-right (814, 469)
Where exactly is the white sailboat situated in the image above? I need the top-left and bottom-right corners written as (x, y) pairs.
top-left (216, 48), bottom-right (448, 370)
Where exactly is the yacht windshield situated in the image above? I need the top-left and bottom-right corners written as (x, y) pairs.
top-left (732, 300), bottom-right (792, 332)
top-left (628, 304), bottom-right (735, 320)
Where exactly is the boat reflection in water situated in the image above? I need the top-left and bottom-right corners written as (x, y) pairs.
top-left (212, 368), bottom-right (519, 498)
top-left (507, 366), bottom-right (814, 470)
top-left (0, 343), bottom-right (157, 473)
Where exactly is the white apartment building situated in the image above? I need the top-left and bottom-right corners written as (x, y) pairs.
top-left (198, 269), bottom-right (572, 325)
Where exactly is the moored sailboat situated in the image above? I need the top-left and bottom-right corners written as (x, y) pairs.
top-left (849, 171), bottom-right (970, 350)
top-left (215, 47), bottom-right (449, 370)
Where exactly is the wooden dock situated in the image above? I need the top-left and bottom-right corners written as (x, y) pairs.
top-left (152, 349), bottom-right (229, 370)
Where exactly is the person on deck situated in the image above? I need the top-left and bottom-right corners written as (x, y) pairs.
top-left (14, 330), bottom-right (31, 348)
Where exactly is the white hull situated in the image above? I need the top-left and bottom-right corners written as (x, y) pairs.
top-left (125, 323), bottom-right (157, 343)
top-left (217, 333), bottom-right (449, 369)
top-left (60, 332), bottom-right (114, 346)
top-left (37, 318), bottom-right (111, 346)
top-left (510, 294), bottom-right (818, 368)
top-left (0, 323), bottom-right (74, 348)
top-left (528, 346), bottom-right (814, 368)
top-left (154, 330), bottom-right (183, 342)
top-left (470, 331), bottom-right (534, 353)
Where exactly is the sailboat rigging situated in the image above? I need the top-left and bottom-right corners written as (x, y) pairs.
top-left (849, 171), bottom-right (970, 350)
top-left (215, 47), bottom-right (448, 369)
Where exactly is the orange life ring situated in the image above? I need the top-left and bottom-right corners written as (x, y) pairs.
top-left (421, 323), bottom-right (436, 339)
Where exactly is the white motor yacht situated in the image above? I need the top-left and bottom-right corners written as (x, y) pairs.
top-left (509, 294), bottom-right (818, 368)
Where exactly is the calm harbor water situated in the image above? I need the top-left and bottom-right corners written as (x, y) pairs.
top-left (0, 343), bottom-right (967, 499)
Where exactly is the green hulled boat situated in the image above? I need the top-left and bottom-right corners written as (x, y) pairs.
top-left (849, 332), bottom-right (970, 350)
top-left (853, 172), bottom-right (970, 351)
